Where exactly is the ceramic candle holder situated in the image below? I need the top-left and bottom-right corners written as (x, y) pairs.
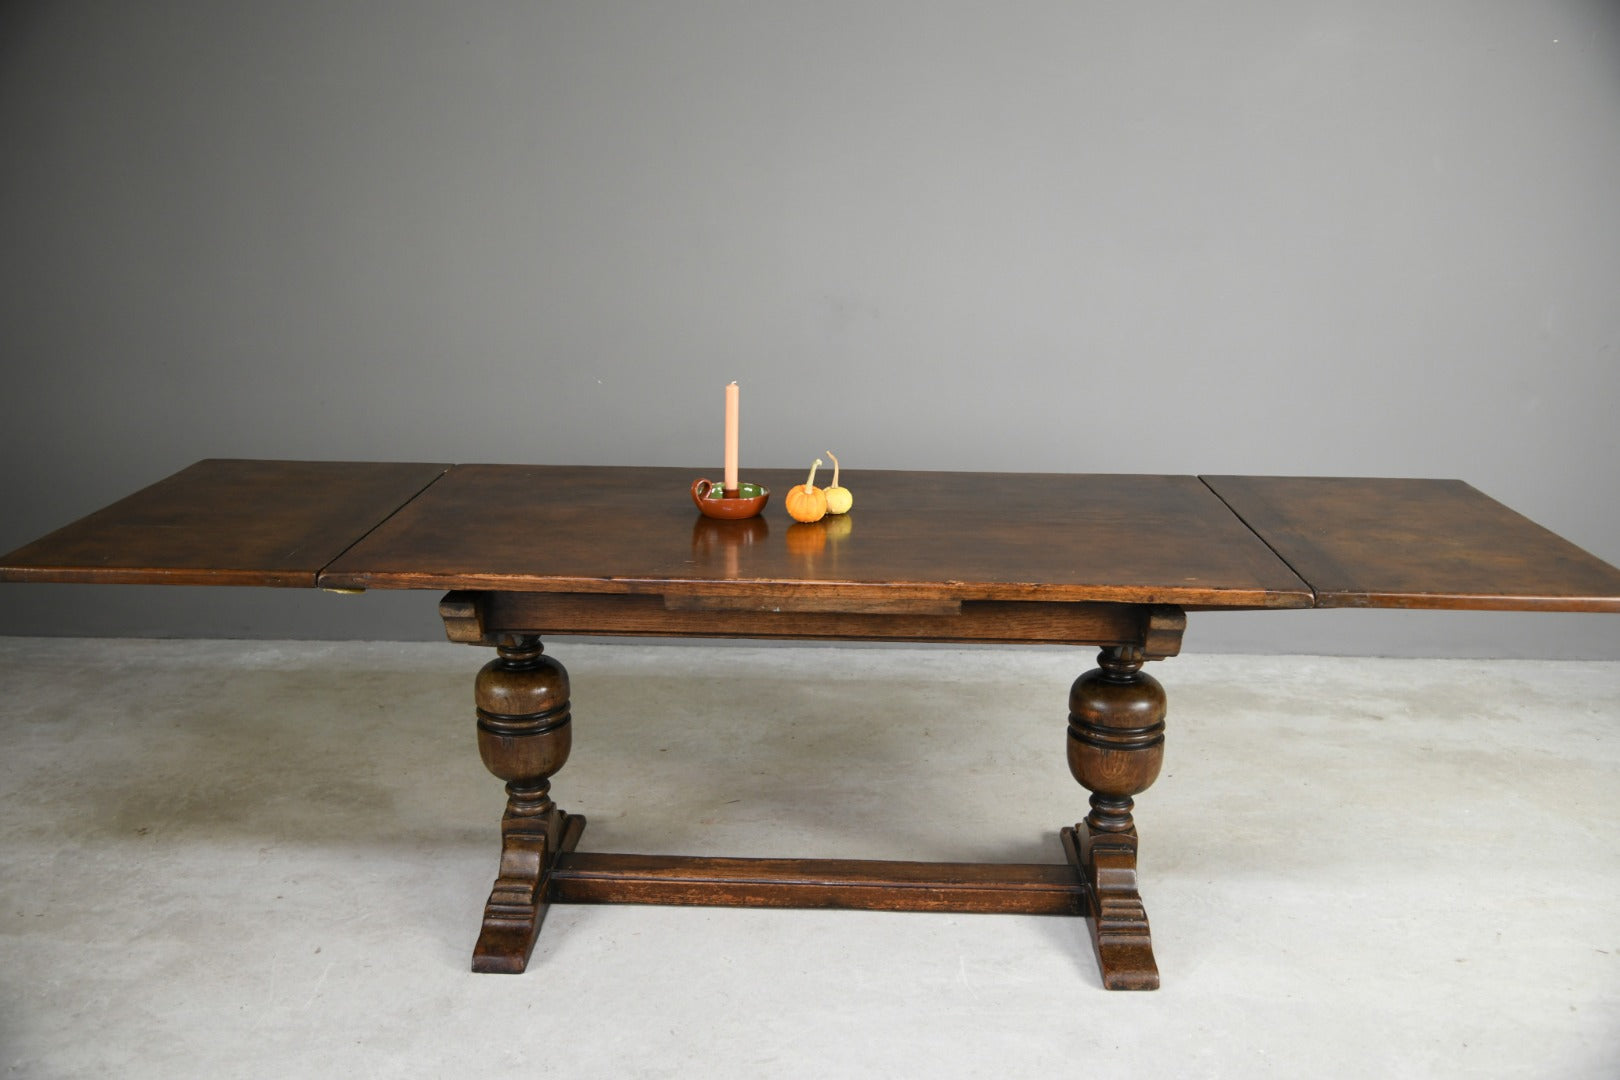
top-left (691, 478), bottom-right (770, 520)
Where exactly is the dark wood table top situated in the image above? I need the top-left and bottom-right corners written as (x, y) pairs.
top-left (5, 460), bottom-right (1620, 613)
top-left (1205, 475), bottom-right (1620, 612)
top-left (0, 459), bottom-right (448, 587)
top-left (318, 465), bottom-right (1313, 608)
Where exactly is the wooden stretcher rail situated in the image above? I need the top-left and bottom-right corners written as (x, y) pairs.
top-left (548, 852), bottom-right (1087, 916)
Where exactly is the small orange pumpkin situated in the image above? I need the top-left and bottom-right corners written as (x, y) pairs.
top-left (785, 458), bottom-right (828, 523)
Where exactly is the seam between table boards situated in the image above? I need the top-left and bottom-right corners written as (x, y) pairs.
top-left (313, 466), bottom-right (454, 588)
top-left (1197, 476), bottom-right (1321, 607)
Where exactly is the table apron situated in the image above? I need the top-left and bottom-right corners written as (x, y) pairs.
top-left (440, 590), bottom-right (1186, 656)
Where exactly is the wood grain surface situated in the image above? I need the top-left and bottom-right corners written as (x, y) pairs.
top-left (0, 459), bottom-right (449, 587)
top-left (1203, 475), bottom-right (1620, 612)
top-left (319, 465), bottom-right (1315, 608)
top-left (8, 461), bottom-right (1620, 613)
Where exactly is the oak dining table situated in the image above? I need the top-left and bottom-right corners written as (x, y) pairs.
top-left (5, 459), bottom-right (1619, 990)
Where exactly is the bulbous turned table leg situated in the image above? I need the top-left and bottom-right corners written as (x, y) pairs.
top-left (470, 634), bottom-right (585, 974)
top-left (1062, 645), bottom-right (1167, 990)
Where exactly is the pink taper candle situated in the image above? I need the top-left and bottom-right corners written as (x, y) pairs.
top-left (723, 381), bottom-right (740, 494)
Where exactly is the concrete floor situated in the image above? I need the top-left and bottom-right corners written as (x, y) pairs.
top-left (0, 638), bottom-right (1617, 1078)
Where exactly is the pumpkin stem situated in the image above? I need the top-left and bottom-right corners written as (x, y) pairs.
top-left (804, 458), bottom-right (822, 488)
top-left (825, 450), bottom-right (840, 488)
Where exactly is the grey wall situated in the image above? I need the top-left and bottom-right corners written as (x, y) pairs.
top-left (3, 2), bottom-right (1618, 658)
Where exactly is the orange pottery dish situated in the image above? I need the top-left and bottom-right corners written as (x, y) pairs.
top-left (691, 477), bottom-right (770, 520)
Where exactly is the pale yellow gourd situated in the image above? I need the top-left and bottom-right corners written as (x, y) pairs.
top-left (823, 450), bottom-right (853, 515)
top-left (785, 458), bottom-right (828, 523)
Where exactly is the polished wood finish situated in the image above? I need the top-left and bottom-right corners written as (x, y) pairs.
top-left (456, 614), bottom-right (1179, 980)
top-left (320, 465), bottom-right (1315, 608)
top-left (1204, 475), bottom-right (1620, 612)
top-left (11, 461), bottom-right (1616, 617)
top-left (439, 589), bottom-right (1188, 655)
top-left (662, 591), bottom-right (962, 615)
top-left (450, 600), bottom-right (1184, 982)
top-left (0, 459), bottom-right (448, 587)
top-left (6, 459), bottom-right (1620, 991)
top-left (469, 634), bottom-right (582, 974)
top-left (548, 853), bottom-right (1086, 914)
top-left (1065, 646), bottom-right (1168, 990)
